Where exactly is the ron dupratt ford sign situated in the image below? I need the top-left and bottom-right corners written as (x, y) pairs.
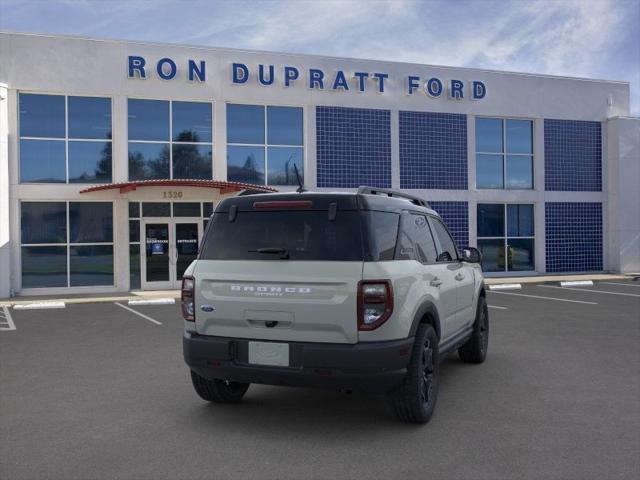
top-left (127, 56), bottom-right (487, 100)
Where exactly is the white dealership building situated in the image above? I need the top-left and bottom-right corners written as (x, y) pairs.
top-left (0, 31), bottom-right (638, 297)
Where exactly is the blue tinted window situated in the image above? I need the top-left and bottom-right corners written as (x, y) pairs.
top-left (69, 202), bottom-right (113, 243)
top-left (173, 102), bottom-right (212, 143)
top-left (477, 239), bottom-right (504, 272)
top-left (507, 204), bottom-right (534, 237)
top-left (267, 147), bottom-right (303, 185)
top-left (203, 202), bottom-right (213, 217)
top-left (129, 202), bottom-right (140, 218)
top-left (128, 142), bottom-right (170, 180)
top-left (476, 118), bottom-right (502, 153)
top-left (128, 99), bottom-right (169, 141)
top-left (68, 141), bottom-right (112, 183)
top-left (70, 245), bottom-right (114, 286)
top-left (21, 246), bottom-right (68, 288)
top-left (20, 139), bottom-right (66, 183)
top-left (172, 144), bottom-right (212, 179)
top-left (142, 203), bottom-right (171, 217)
top-left (506, 155), bottom-right (533, 189)
top-left (227, 145), bottom-right (265, 184)
top-left (476, 154), bottom-right (503, 189)
top-left (173, 203), bottom-right (201, 217)
top-left (130, 220), bottom-right (140, 242)
top-left (506, 120), bottom-right (532, 154)
top-left (130, 244), bottom-right (141, 289)
top-left (227, 104), bottom-right (264, 144)
top-left (21, 202), bottom-right (67, 244)
top-left (68, 96), bottom-right (112, 139)
top-left (507, 238), bottom-right (534, 271)
top-left (267, 106), bottom-right (303, 145)
top-left (19, 93), bottom-right (65, 138)
top-left (477, 204), bottom-right (505, 237)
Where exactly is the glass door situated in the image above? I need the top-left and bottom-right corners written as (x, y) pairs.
top-left (173, 220), bottom-right (202, 287)
top-left (142, 220), bottom-right (174, 290)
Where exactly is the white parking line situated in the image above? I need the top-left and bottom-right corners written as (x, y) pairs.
top-left (114, 302), bottom-right (163, 325)
top-left (601, 282), bottom-right (640, 288)
top-left (539, 285), bottom-right (640, 298)
top-left (128, 298), bottom-right (175, 306)
top-left (0, 306), bottom-right (16, 331)
top-left (490, 291), bottom-right (598, 305)
top-left (488, 305), bottom-right (508, 310)
top-left (14, 301), bottom-right (66, 310)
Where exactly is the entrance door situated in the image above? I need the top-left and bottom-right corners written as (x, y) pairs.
top-left (174, 220), bottom-right (201, 284)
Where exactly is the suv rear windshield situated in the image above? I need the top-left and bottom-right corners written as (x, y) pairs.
top-left (200, 210), bottom-right (364, 261)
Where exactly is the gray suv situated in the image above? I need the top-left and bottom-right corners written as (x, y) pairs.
top-left (182, 187), bottom-right (488, 423)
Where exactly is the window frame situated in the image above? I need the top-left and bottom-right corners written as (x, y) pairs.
top-left (427, 215), bottom-right (460, 263)
top-left (18, 92), bottom-right (114, 184)
top-left (475, 116), bottom-right (534, 190)
top-left (226, 102), bottom-right (306, 186)
top-left (127, 98), bottom-right (214, 181)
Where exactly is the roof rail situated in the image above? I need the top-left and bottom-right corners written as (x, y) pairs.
top-left (357, 186), bottom-right (430, 208)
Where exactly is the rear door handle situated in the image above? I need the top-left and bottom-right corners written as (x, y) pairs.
top-left (455, 273), bottom-right (465, 281)
top-left (430, 277), bottom-right (443, 287)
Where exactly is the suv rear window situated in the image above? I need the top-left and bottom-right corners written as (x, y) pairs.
top-left (200, 210), bottom-right (364, 261)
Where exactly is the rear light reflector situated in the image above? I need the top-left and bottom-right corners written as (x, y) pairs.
top-left (181, 276), bottom-right (195, 321)
top-left (357, 280), bottom-right (394, 331)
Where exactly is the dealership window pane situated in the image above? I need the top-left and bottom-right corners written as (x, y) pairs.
top-left (128, 99), bottom-right (169, 141)
top-left (476, 154), bottom-right (503, 189)
top-left (267, 106), bottom-right (303, 145)
top-left (129, 202), bottom-right (140, 218)
top-left (203, 202), bottom-right (213, 218)
top-left (507, 238), bottom-right (535, 271)
top-left (477, 204), bottom-right (505, 237)
top-left (477, 239), bottom-right (505, 272)
top-left (142, 202), bottom-right (171, 217)
top-left (130, 244), bottom-right (141, 290)
top-left (506, 119), bottom-right (532, 154)
top-left (20, 139), bottom-right (66, 183)
top-left (129, 220), bottom-right (140, 242)
top-left (70, 245), bottom-right (114, 286)
top-left (267, 147), bottom-right (303, 185)
top-left (68, 96), bottom-right (112, 139)
top-left (227, 145), bottom-right (265, 184)
top-left (506, 155), bottom-right (533, 189)
top-left (128, 142), bottom-right (170, 180)
top-left (21, 202), bottom-right (67, 244)
top-left (21, 246), bottom-right (68, 288)
top-left (475, 118), bottom-right (503, 153)
top-left (68, 141), bottom-right (112, 183)
top-left (19, 93), bottom-right (65, 138)
top-left (172, 101), bottom-right (212, 143)
top-left (69, 202), bottom-right (113, 243)
top-left (173, 203), bottom-right (201, 217)
top-left (227, 104), bottom-right (264, 144)
top-left (172, 144), bottom-right (212, 179)
top-left (507, 204), bottom-right (534, 237)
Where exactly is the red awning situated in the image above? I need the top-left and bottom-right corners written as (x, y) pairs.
top-left (79, 179), bottom-right (278, 194)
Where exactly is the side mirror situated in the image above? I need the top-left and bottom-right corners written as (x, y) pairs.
top-left (461, 247), bottom-right (482, 264)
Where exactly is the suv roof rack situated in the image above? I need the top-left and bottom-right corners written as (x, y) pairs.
top-left (357, 186), bottom-right (430, 208)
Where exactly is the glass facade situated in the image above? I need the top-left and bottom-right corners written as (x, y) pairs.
top-left (19, 93), bottom-right (112, 184)
top-left (476, 118), bottom-right (533, 189)
top-left (226, 104), bottom-right (304, 186)
top-left (128, 99), bottom-right (213, 180)
top-left (477, 204), bottom-right (535, 272)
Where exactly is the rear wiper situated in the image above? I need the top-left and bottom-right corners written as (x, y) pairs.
top-left (248, 247), bottom-right (290, 259)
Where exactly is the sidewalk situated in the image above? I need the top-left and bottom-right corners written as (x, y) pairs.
top-left (1, 273), bottom-right (637, 307)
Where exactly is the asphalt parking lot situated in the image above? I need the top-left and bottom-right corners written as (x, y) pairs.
top-left (1, 280), bottom-right (639, 480)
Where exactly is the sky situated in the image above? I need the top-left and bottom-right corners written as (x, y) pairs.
top-left (1, 0), bottom-right (639, 114)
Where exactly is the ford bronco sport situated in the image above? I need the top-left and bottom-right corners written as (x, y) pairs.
top-left (182, 187), bottom-right (488, 423)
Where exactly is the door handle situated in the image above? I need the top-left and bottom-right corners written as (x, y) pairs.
top-left (430, 277), bottom-right (443, 287)
top-left (455, 273), bottom-right (465, 281)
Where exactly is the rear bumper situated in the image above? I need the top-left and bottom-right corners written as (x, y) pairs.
top-left (183, 332), bottom-right (414, 393)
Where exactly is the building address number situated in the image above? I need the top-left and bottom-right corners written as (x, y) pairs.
top-left (163, 191), bottom-right (183, 199)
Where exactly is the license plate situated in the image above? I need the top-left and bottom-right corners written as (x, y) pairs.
top-left (248, 341), bottom-right (289, 367)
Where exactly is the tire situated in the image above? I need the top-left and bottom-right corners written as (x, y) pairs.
top-left (458, 295), bottom-right (489, 364)
top-left (190, 370), bottom-right (250, 403)
top-left (388, 324), bottom-right (439, 424)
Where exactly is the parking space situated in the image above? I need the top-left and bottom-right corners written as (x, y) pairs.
top-left (1, 280), bottom-right (639, 479)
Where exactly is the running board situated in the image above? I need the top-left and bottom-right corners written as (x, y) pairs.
top-left (438, 327), bottom-right (473, 361)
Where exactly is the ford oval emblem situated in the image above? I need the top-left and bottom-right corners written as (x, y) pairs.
top-left (200, 305), bottom-right (215, 312)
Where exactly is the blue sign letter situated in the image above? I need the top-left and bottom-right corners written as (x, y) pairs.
top-left (425, 77), bottom-right (443, 97)
top-left (353, 72), bottom-right (368, 92)
top-left (156, 58), bottom-right (177, 80)
top-left (373, 73), bottom-right (388, 93)
top-left (332, 70), bottom-right (349, 91)
top-left (128, 56), bottom-right (146, 79)
top-left (407, 76), bottom-right (420, 95)
top-left (258, 64), bottom-right (275, 86)
top-left (309, 69), bottom-right (325, 89)
top-left (449, 79), bottom-right (464, 99)
top-left (188, 60), bottom-right (205, 82)
top-left (284, 66), bottom-right (299, 87)
top-left (473, 81), bottom-right (486, 99)
top-left (232, 63), bottom-right (249, 84)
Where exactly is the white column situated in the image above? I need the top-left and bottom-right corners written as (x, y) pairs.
top-left (214, 101), bottom-right (227, 181)
top-left (0, 83), bottom-right (9, 297)
top-left (533, 118), bottom-right (546, 273)
top-left (306, 105), bottom-right (317, 188)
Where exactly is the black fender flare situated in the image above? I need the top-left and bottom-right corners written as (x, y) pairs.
top-left (408, 301), bottom-right (442, 340)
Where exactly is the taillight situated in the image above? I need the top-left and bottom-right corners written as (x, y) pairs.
top-left (181, 276), bottom-right (195, 321)
top-left (357, 280), bottom-right (393, 331)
